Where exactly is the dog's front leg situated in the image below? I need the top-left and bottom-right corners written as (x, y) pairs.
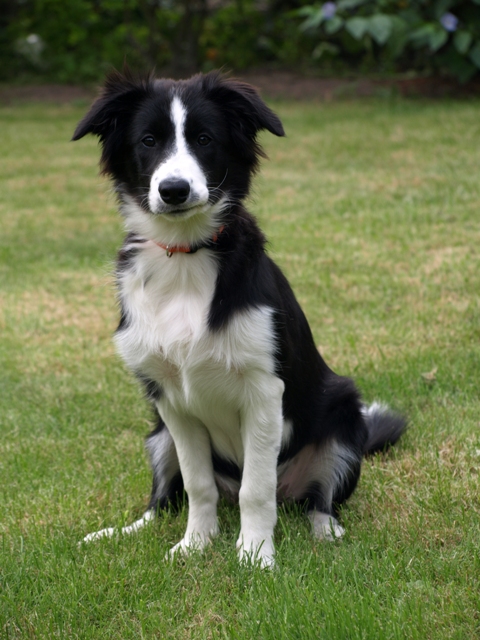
top-left (237, 375), bottom-right (284, 568)
top-left (158, 401), bottom-right (219, 558)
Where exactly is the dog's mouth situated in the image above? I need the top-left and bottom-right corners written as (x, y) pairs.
top-left (156, 202), bottom-right (207, 219)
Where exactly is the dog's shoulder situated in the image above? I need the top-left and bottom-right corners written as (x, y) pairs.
top-left (207, 204), bottom-right (279, 331)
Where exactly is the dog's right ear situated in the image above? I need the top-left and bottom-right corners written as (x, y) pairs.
top-left (72, 69), bottom-right (152, 174)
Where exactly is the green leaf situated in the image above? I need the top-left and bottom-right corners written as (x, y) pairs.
top-left (292, 6), bottom-right (321, 18)
top-left (298, 8), bottom-right (325, 32)
top-left (454, 30), bottom-right (473, 55)
top-left (409, 23), bottom-right (436, 48)
top-left (324, 16), bottom-right (344, 35)
top-left (295, 7), bottom-right (317, 17)
top-left (469, 42), bottom-right (480, 69)
top-left (368, 14), bottom-right (392, 46)
top-left (312, 42), bottom-right (340, 60)
top-left (429, 29), bottom-right (448, 52)
top-left (385, 16), bottom-right (409, 59)
top-left (346, 17), bottom-right (369, 41)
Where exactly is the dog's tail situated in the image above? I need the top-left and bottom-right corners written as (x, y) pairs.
top-left (362, 402), bottom-right (407, 455)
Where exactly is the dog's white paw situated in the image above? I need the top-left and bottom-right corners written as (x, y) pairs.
top-left (166, 533), bottom-right (213, 561)
top-left (80, 511), bottom-right (155, 545)
top-left (236, 535), bottom-right (275, 569)
top-left (82, 527), bottom-right (116, 543)
top-left (309, 511), bottom-right (345, 541)
top-left (166, 518), bottom-right (219, 561)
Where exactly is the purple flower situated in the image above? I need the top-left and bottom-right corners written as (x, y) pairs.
top-left (322, 2), bottom-right (337, 20)
top-left (440, 12), bottom-right (458, 32)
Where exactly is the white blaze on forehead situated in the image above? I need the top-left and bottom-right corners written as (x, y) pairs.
top-left (148, 95), bottom-right (209, 214)
top-left (171, 96), bottom-right (187, 159)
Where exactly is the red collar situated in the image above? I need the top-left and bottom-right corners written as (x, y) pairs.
top-left (155, 226), bottom-right (225, 258)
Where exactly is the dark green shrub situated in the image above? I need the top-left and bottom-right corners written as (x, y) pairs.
top-left (2, 0), bottom-right (181, 82)
top-left (4, 0), bottom-right (479, 82)
top-left (201, 2), bottom-right (311, 70)
top-left (2, 0), bottom-right (311, 82)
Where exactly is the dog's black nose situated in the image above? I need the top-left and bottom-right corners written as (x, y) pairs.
top-left (159, 179), bottom-right (190, 206)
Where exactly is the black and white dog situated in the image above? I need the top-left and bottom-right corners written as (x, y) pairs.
top-left (73, 70), bottom-right (405, 567)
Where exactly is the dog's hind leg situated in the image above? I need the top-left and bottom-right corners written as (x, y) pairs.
top-left (308, 510), bottom-right (345, 541)
top-left (304, 438), bottom-right (363, 541)
top-left (300, 440), bottom-right (360, 541)
top-left (81, 416), bottom-right (182, 544)
top-left (304, 376), bottom-right (366, 540)
top-left (306, 395), bottom-right (406, 541)
top-left (82, 510), bottom-right (156, 543)
top-left (145, 417), bottom-right (183, 513)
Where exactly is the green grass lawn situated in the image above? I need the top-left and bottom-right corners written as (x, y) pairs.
top-left (1, 93), bottom-right (479, 639)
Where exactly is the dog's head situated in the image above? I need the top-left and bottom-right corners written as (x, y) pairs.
top-left (73, 69), bottom-right (284, 244)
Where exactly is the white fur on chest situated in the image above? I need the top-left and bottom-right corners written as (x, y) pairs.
top-left (115, 243), bottom-right (282, 465)
top-left (116, 242), bottom-right (217, 364)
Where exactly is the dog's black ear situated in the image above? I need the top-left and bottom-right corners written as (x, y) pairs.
top-left (203, 72), bottom-right (284, 138)
top-left (202, 72), bottom-right (284, 168)
top-left (72, 68), bottom-right (152, 174)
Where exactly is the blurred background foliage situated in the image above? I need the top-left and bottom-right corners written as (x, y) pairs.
top-left (1, 0), bottom-right (480, 83)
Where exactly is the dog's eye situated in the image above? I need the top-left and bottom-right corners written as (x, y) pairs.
top-left (197, 134), bottom-right (212, 147)
top-left (142, 136), bottom-right (156, 148)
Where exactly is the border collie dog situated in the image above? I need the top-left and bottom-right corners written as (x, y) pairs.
top-left (74, 70), bottom-right (405, 567)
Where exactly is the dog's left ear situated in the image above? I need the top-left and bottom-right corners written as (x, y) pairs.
top-left (203, 72), bottom-right (285, 147)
